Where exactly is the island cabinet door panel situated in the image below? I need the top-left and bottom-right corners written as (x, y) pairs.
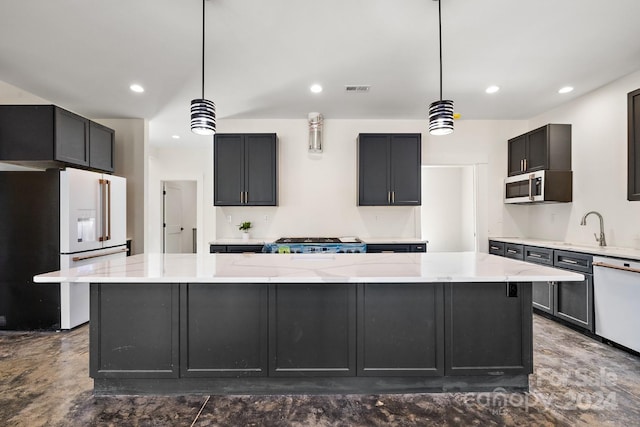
top-left (357, 283), bottom-right (444, 376)
top-left (269, 284), bottom-right (356, 377)
top-left (444, 282), bottom-right (533, 376)
top-left (180, 284), bottom-right (268, 377)
top-left (90, 284), bottom-right (179, 379)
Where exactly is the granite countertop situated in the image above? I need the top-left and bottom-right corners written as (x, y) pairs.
top-left (489, 237), bottom-right (640, 261)
top-left (34, 252), bottom-right (582, 284)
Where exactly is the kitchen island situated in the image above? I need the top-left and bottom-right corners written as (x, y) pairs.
top-left (34, 252), bottom-right (583, 395)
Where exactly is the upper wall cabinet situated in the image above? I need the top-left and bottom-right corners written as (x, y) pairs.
top-left (0, 105), bottom-right (115, 173)
top-left (507, 124), bottom-right (571, 176)
top-left (628, 88), bottom-right (640, 201)
top-left (358, 133), bottom-right (421, 206)
top-left (214, 133), bottom-right (277, 206)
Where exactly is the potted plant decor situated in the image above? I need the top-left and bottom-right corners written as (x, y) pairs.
top-left (238, 221), bottom-right (252, 241)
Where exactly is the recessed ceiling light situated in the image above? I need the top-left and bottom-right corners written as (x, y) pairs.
top-left (171, 135), bottom-right (180, 139)
top-left (485, 85), bottom-right (500, 94)
top-left (310, 84), bottom-right (323, 93)
top-left (129, 84), bottom-right (144, 93)
top-left (558, 86), bottom-right (574, 94)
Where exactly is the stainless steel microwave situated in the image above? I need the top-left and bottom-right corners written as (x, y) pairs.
top-left (504, 170), bottom-right (572, 204)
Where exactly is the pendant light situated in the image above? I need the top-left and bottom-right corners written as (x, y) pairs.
top-left (190, 0), bottom-right (216, 135)
top-left (428, 0), bottom-right (454, 136)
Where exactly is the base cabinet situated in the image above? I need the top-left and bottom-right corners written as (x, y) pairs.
top-left (445, 282), bottom-right (532, 376)
top-left (269, 284), bottom-right (356, 377)
top-left (90, 283), bottom-right (179, 379)
top-left (358, 284), bottom-right (443, 376)
top-left (180, 284), bottom-right (268, 377)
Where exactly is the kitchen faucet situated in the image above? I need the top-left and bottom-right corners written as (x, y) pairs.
top-left (580, 211), bottom-right (607, 247)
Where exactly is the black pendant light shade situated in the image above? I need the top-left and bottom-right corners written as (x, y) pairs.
top-left (191, 0), bottom-right (216, 136)
top-left (429, 0), bottom-right (454, 136)
top-left (191, 98), bottom-right (216, 135)
top-left (428, 99), bottom-right (454, 135)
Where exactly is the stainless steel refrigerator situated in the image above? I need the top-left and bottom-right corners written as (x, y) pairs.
top-left (0, 167), bottom-right (126, 330)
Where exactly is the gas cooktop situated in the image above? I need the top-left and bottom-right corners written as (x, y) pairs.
top-left (264, 237), bottom-right (366, 253)
top-left (275, 237), bottom-right (359, 244)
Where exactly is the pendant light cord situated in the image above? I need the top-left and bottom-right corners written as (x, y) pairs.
top-left (438, 0), bottom-right (443, 101)
top-left (201, 0), bottom-right (205, 99)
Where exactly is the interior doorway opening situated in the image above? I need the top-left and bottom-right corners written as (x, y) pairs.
top-left (162, 180), bottom-right (197, 254)
top-left (421, 165), bottom-right (478, 252)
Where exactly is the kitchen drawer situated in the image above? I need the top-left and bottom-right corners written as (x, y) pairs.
top-left (488, 240), bottom-right (505, 256)
top-left (554, 250), bottom-right (593, 274)
top-left (504, 243), bottom-right (524, 260)
top-left (524, 246), bottom-right (553, 266)
top-left (209, 244), bottom-right (264, 253)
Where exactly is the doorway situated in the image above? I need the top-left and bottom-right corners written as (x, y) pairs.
top-left (162, 180), bottom-right (197, 253)
top-left (421, 165), bottom-right (477, 252)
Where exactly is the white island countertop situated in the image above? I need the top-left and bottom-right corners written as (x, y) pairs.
top-left (34, 252), bottom-right (583, 284)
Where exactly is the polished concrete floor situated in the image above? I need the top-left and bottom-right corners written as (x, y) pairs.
top-left (1, 315), bottom-right (639, 426)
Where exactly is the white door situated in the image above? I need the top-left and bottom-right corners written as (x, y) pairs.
top-left (60, 168), bottom-right (101, 254)
top-left (163, 183), bottom-right (183, 253)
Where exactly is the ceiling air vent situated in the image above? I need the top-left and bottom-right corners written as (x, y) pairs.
top-left (344, 85), bottom-right (370, 93)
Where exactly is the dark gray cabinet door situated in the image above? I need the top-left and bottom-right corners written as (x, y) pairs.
top-left (245, 134), bottom-right (277, 205)
top-left (507, 135), bottom-right (527, 176)
top-left (554, 274), bottom-right (593, 331)
top-left (90, 283), bottom-right (179, 379)
top-left (180, 284), bottom-right (268, 377)
top-left (358, 283), bottom-right (443, 376)
top-left (390, 134), bottom-right (421, 205)
top-left (445, 282), bottom-right (533, 376)
top-left (532, 281), bottom-right (554, 314)
top-left (54, 107), bottom-right (89, 166)
top-left (358, 133), bottom-right (421, 206)
top-left (214, 133), bottom-right (277, 206)
top-left (525, 126), bottom-right (548, 172)
top-left (269, 284), bottom-right (356, 377)
top-left (89, 121), bottom-right (114, 172)
top-left (358, 134), bottom-right (390, 205)
top-left (214, 134), bottom-right (244, 205)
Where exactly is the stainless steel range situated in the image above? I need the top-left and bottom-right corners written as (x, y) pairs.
top-left (263, 237), bottom-right (366, 254)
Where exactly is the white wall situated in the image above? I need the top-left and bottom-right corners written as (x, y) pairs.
top-left (95, 118), bottom-right (146, 255)
top-left (521, 70), bottom-right (640, 249)
top-left (147, 145), bottom-right (211, 253)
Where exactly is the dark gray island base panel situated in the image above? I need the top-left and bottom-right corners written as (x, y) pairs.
top-left (90, 282), bottom-right (532, 395)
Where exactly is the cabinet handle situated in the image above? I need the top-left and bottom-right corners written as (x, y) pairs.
top-left (388, 191), bottom-right (391, 204)
top-left (392, 191), bottom-right (395, 204)
top-left (561, 258), bottom-right (578, 264)
top-left (520, 159), bottom-right (524, 171)
top-left (529, 253), bottom-right (542, 258)
top-left (507, 249), bottom-right (517, 254)
top-left (490, 246), bottom-right (500, 250)
top-left (524, 158), bottom-right (527, 171)
top-left (245, 191), bottom-right (248, 204)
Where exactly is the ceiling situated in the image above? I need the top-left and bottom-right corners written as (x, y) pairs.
top-left (1, 0), bottom-right (640, 147)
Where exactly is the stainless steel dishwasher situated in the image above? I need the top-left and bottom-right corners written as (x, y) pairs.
top-left (593, 256), bottom-right (640, 353)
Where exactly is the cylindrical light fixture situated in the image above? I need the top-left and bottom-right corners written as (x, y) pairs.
top-left (308, 112), bottom-right (323, 153)
top-left (428, 0), bottom-right (454, 136)
top-left (190, 99), bottom-right (216, 135)
top-left (191, 0), bottom-right (216, 136)
top-left (428, 99), bottom-right (454, 135)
